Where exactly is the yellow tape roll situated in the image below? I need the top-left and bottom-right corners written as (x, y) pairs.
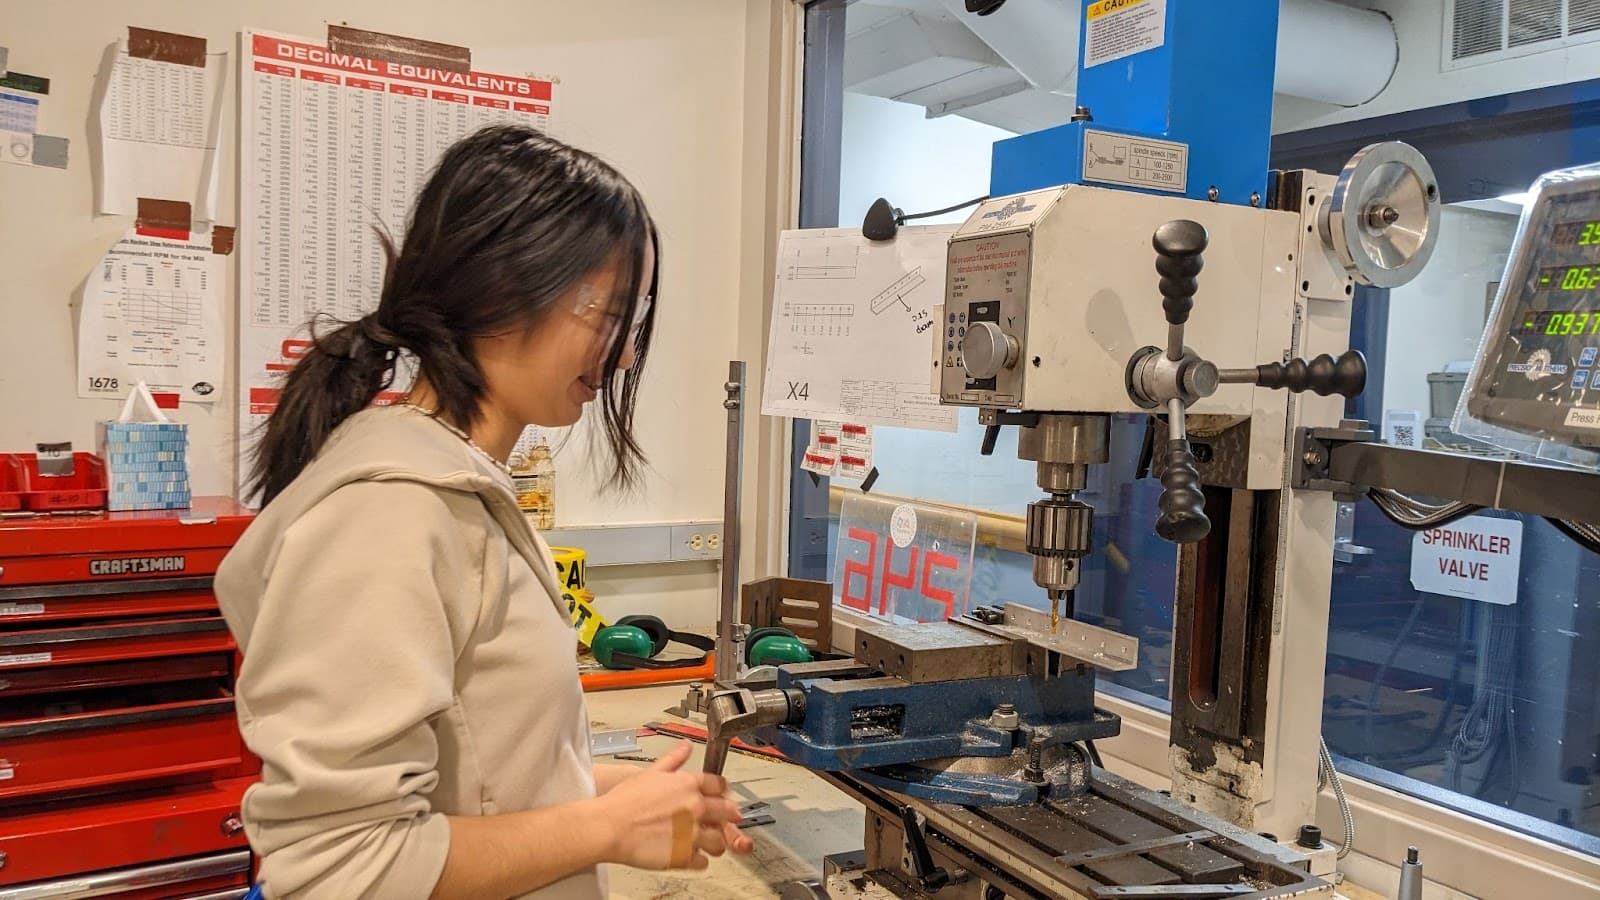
top-left (551, 547), bottom-right (608, 647)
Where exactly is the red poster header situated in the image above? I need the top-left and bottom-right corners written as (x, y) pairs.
top-left (473, 95), bottom-right (510, 109)
top-left (346, 77), bottom-right (385, 91)
top-left (433, 90), bottom-right (469, 104)
top-left (512, 101), bottom-right (550, 115)
top-left (300, 70), bottom-right (340, 85)
top-left (389, 84), bottom-right (428, 98)
top-left (254, 61), bottom-right (294, 78)
top-left (252, 34), bottom-right (553, 101)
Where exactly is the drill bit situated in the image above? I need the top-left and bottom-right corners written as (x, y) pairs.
top-left (1049, 589), bottom-right (1062, 633)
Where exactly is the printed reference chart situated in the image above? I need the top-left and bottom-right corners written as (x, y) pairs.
top-left (237, 30), bottom-right (558, 491)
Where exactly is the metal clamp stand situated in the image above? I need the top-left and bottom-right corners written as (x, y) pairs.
top-left (716, 361), bottom-right (746, 686)
top-left (669, 361), bottom-right (747, 719)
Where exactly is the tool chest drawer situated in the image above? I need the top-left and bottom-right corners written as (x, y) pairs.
top-left (0, 847), bottom-right (250, 898)
top-left (0, 680), bottom-right (242, 801)
top-left (0, 777), bottom-right (253, 887)
top-left (0, 577), bottom-right (221, 624)
top-left (0, 615), bottom-right (234, 668)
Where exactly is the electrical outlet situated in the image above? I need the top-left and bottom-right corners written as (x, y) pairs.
top-left (707, 532), bottom-right (721, 550)
top-left (689, 534), bottom-right (704, 551)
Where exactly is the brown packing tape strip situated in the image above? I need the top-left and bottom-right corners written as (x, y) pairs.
top-left (669, 808), bottom-right (696, 868)
top-left (127, 27), bottom-right (207, 68)
top-left (136, 198), bottom-right (192, 236)
top-left (211, 226), bottom-right (235, 255)
top-left (328, 25), bottom-right (470, 74)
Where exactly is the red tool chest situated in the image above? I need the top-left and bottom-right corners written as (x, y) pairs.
top-left (0, 498), bottom-right (258, 898)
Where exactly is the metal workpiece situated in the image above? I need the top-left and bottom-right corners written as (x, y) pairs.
top-left (962, 604), bottom-right (1141, 672)
top-left (715, 361), bottom-right (746, 686)
top-left (854, 622), bottom-right (1019, 683)
top-left (701, 686), bottom-right (805, 776)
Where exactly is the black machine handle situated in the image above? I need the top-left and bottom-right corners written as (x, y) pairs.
top-left (1151, 220), bottom-right (1212, 544)
top-left (1156, 439), bottom-right (1209, 544)
top-left (1154, 219), bottom-right (1206, 334)
top-left (1242, 349), bottom-right (1367, 397)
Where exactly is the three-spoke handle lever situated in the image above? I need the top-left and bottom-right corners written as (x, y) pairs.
top-left (1131, 221), bottom-right (1371, 546)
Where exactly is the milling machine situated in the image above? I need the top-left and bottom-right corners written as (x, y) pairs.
top-left (707, 2), bottom-right (1600, 898)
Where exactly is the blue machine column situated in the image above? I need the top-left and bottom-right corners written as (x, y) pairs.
top-left (990, 0), bottom-right (1281, 207)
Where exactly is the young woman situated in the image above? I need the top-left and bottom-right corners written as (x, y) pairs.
top-left (216, 125), bottom-right (752, 899)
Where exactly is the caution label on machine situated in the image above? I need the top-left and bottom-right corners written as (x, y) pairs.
top-left (1084, 0), bottom-right (1166, 68)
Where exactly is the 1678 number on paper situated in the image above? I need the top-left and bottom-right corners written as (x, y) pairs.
top-left (86, 376), bottom-right (121, 394)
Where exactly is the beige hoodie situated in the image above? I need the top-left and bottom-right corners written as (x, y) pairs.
top-left (217, 405), bottom-right (603, 900)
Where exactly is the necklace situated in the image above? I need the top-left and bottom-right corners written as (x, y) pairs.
top-left (399, 403), bottom-right (516, 477)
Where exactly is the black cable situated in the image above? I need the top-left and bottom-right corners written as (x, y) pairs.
top-left (1366, 488), bottom-right (1481, 531)
top-left (1365, 617), bottom-right (1466, 765)
top-left (896, 195), bottom-right (989, 224)
top-left (1360, 597), bottom-right (1425, 763)
top-left (1084, 740), bottom-right (1104, 769)
top-left (1545, 516), bottom-right (1600, 555)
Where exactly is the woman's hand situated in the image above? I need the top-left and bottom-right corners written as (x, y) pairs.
top-left (594, 741), bottom-right (755, 869)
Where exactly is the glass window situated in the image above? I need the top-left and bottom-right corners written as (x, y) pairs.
top-left (1283, 91), bottom-right (1600, 854)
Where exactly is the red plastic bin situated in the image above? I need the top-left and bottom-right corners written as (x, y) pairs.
top-left (0, 455), bottom-right (21, 511)
top-left (5, 453), bottom-right (108, 511)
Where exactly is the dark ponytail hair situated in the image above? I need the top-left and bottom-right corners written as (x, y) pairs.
top-left (250, 125), bottom-right (658, 505)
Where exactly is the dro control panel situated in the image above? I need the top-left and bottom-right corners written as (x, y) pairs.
top-left (1467, 165), bottom-right (1600, 447)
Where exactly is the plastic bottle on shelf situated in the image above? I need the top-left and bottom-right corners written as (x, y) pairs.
top-left (511, 438), bottom-right (556, 530)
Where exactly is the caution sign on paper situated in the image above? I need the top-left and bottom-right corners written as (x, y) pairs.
top-left (1084, 0), bottom-right (1167, 69)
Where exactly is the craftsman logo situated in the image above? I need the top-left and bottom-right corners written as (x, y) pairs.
top-left (88, 555), bottom-right (186, 577)
top-left (192, 381), bottom-right (215, 396)
top-left (982, 197), bottom-right (1036, 222)
top-left (1410, 516), bottom-right (1522, 605)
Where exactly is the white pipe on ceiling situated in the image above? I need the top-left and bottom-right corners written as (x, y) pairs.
top-left (1276, 0), bottom-right (1398, 107)
top-left (936, 0), bottom-right (1397, 108)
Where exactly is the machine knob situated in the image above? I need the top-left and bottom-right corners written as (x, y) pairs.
top-left (961, 322), bottom-right (1019, 380)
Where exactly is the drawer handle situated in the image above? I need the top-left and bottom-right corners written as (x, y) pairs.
top-left (222, 813), bottom-right (245, 837)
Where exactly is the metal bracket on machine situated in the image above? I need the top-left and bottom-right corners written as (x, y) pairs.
top-left (1291, 421), bottom-right (1377, 497)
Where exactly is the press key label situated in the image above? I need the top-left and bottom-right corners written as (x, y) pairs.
top-left (0, 603), bottom-right (45, 617)
top-left (1565, 407), bottom-right (1600, 430)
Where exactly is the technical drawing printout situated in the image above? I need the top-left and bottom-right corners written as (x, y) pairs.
top-left (77, 229), bottom-right (225, 402)
top-left (237, 30), bottom-right (558, 487)
top-left (762, 226), bottom-right (958, 432)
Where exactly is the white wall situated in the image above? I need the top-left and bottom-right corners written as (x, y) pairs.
top-left (838, 91), bottom-right (1008, 232)
top-left (1382, 205), bottom-right (1517, 422)
top-left (0, 0), bottom-right (784, 628)
top-left (1274, 0), bottom-right (1600, 132)
top-left (837, 91), bottom-right (1046, 512)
